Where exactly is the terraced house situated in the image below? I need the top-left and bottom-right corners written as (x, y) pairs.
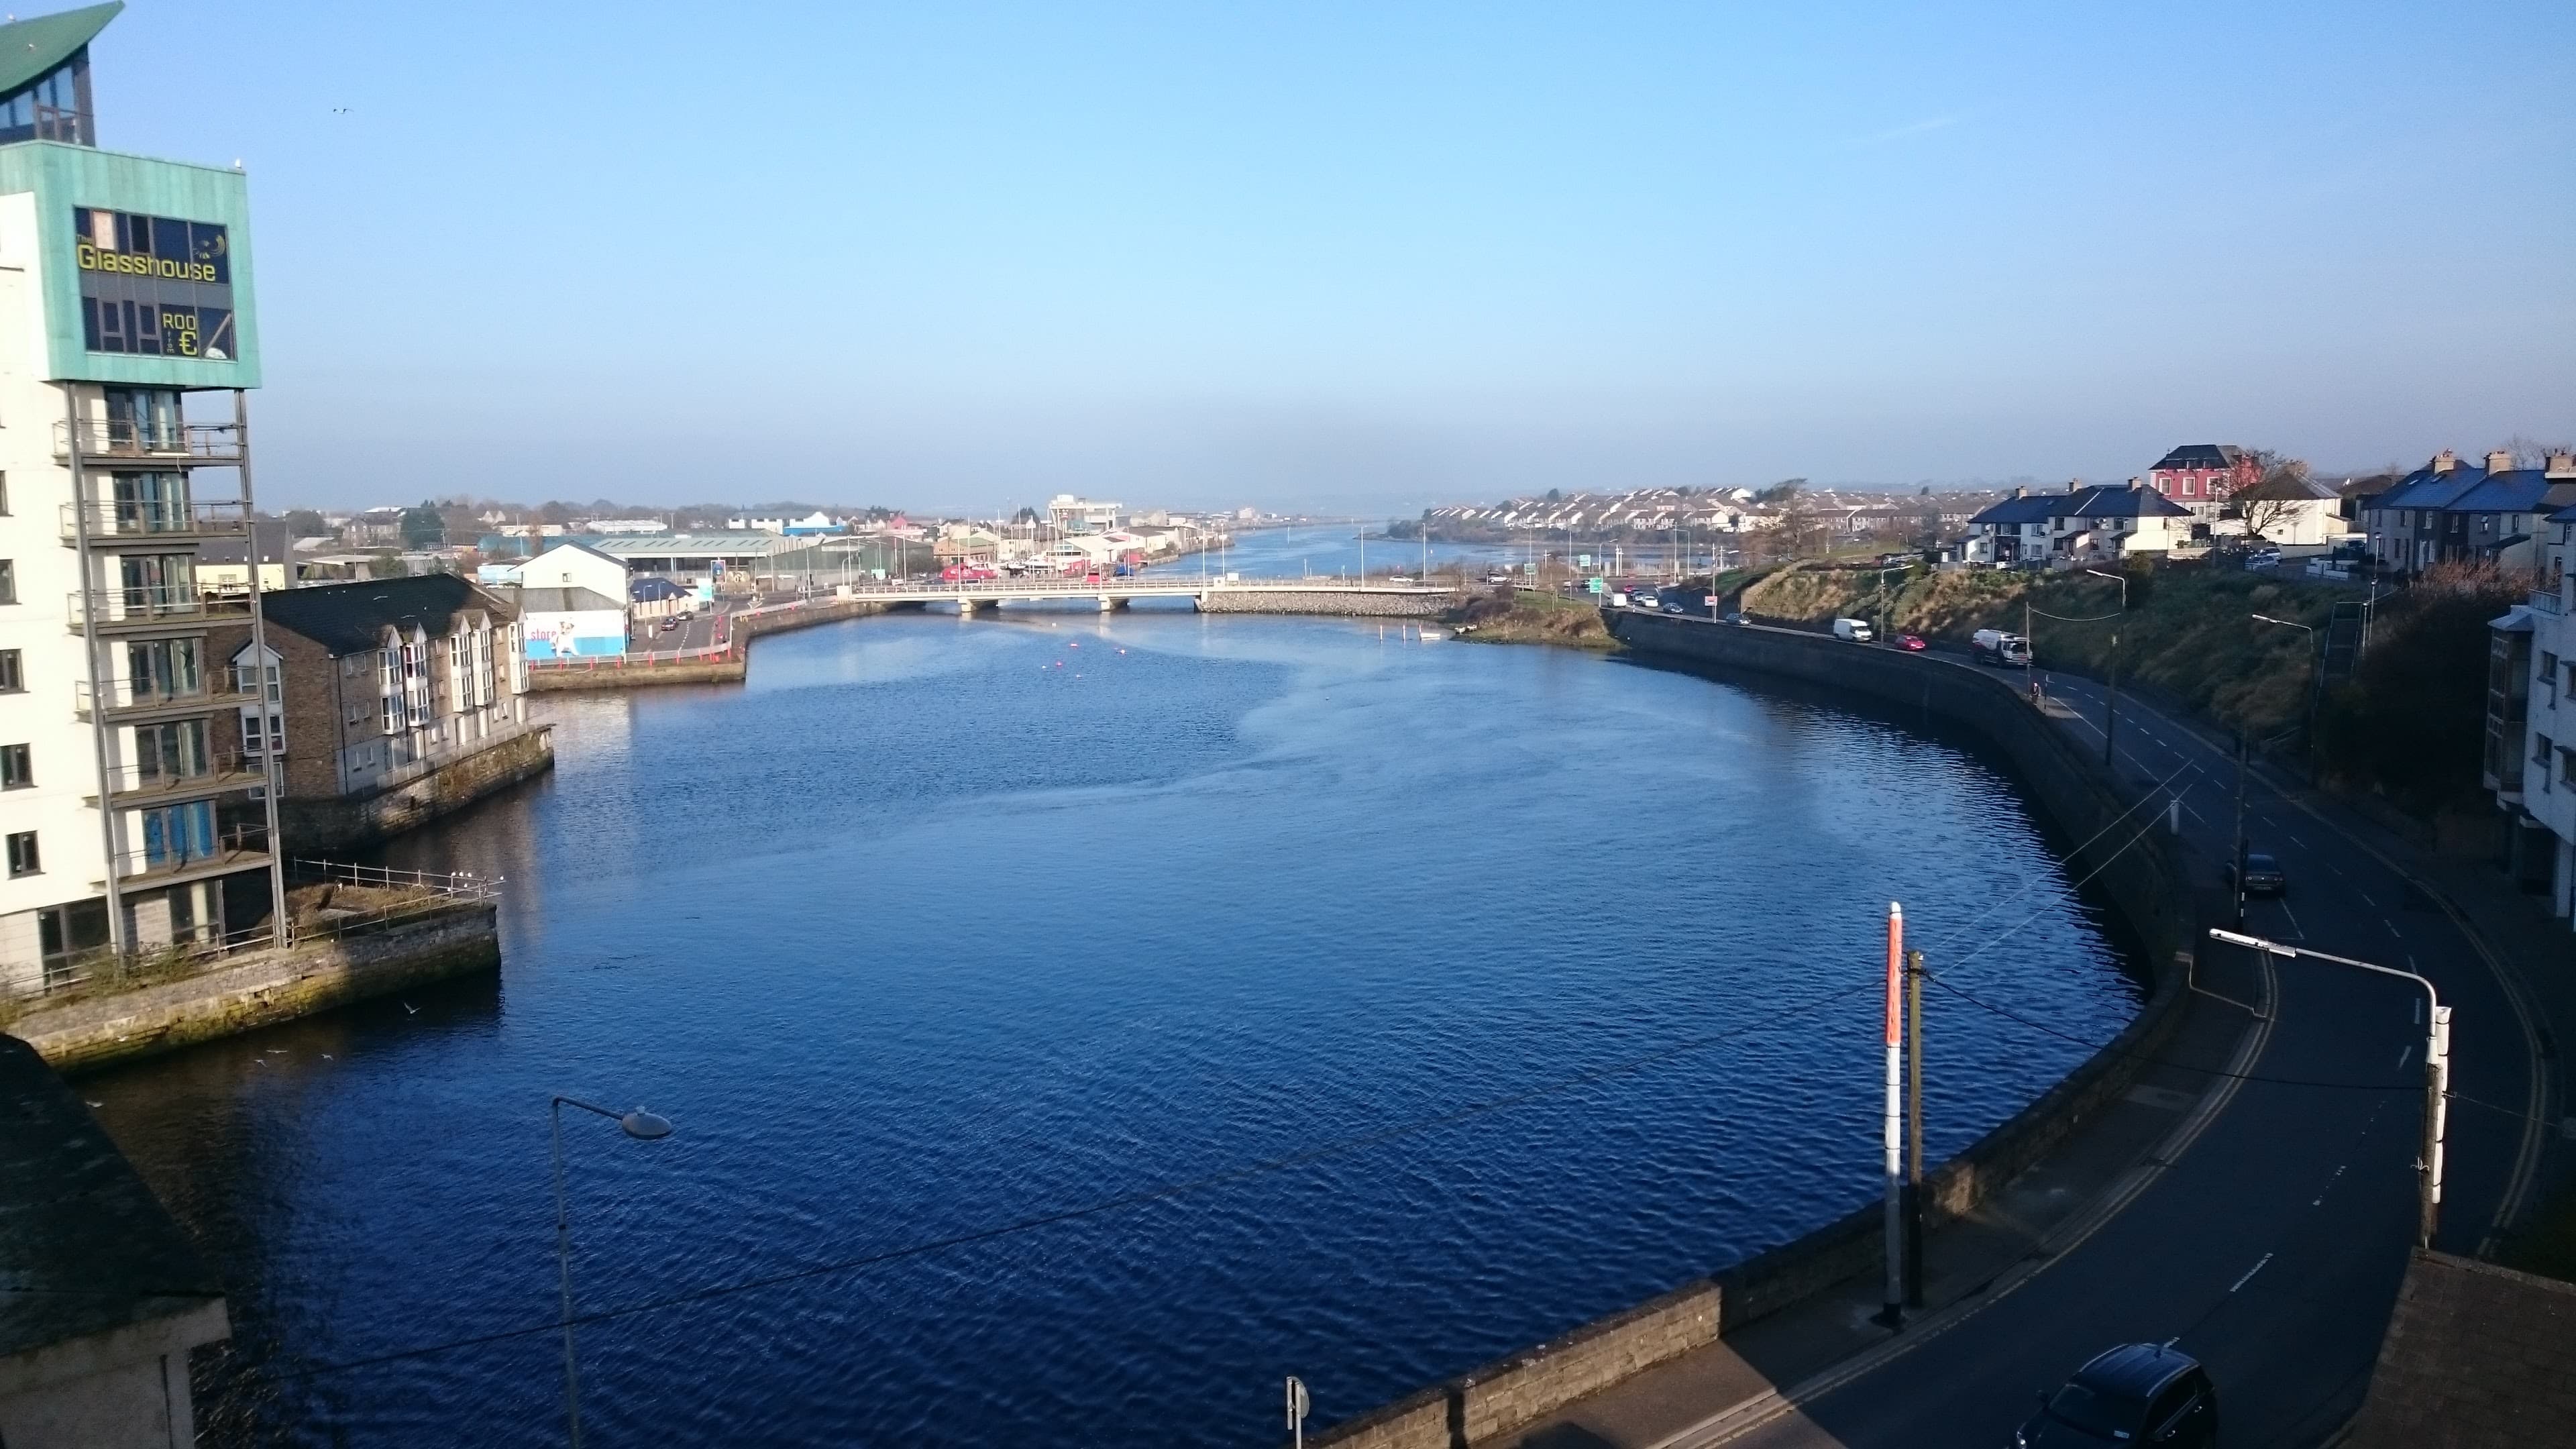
top-left (2366, 449), bottom-right (2576, 574)
top-left (0, 2), bottom-right (288, 989)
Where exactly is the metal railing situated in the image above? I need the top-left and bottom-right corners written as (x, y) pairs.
top-left (74, 676), bottom-right (261, 719)
top-left (4, 857), bottom-right (502, 1009)
top-left (54, 418), bottom-right (246, 464)
top-left (66, 586), bottom-right (256, 629)
top-left (2530, 588), bottom-right (2565, 616)
top-left (60, 496), bottom-right (250, 543)
top-left (117, 821), bottom-right (272, 883)
top-left (99, 749), bottom-right (268, 802)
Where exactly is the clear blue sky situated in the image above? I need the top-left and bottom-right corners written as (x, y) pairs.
top-left (97, 1), bottom-right (2575, 515)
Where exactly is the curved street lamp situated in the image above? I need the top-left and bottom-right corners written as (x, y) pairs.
top-left (551, 1095), bottom-right (674, 1448)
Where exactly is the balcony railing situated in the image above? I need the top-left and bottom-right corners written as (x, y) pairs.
top-left (73, 677), bottom-right (260, 720)
top-left (99, 749), bottom-right (270, 805)
top-left (117, 822), bottom-right (272, 886)
top-left (60, 497), bottom-right (250, 543)
top-left (66, 587), bottom-right (255, 631)
top-left (53, 418), bottom-right (246, 465)
top-left (2532, 588), bottom-right (2567, 616)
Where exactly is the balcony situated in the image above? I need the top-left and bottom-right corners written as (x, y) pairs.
top-left (2532, 588), bottom-right (2567, 617)
top-left (95, 750), bottom-right (271, 808)
top-left (53, 418), bottom-right (246, 467)
top-left (60, 497), bottom-right (250, 547)
top-left (66, 586), bottom-right (255, 633)
top-left (114, 823), bottom-right (272, 892)
top-left (73, 676), bottom-right (260, 723)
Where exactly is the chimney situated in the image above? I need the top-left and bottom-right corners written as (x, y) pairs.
top-left (2012, 486), bottom-right (2027, 499)
top-left (2548, 453), bottom-right (2576, 480)
top-left (2487, 450), bottom-right (2516, 475)
top-left (2432, 448), bottom-right (2457, 474)
top-left (2068, 478), bottom-right (2082, 492)
top-left (2128, 476), bottom-right (2146, 492)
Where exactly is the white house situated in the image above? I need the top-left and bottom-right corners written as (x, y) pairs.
top-left (513, 540), bottom-right (629, 659)
top-left (2218, 473), bottom-right (2353, 547)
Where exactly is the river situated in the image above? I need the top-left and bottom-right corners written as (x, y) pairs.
top-left (87, 605), bottom-right (2141, 1446)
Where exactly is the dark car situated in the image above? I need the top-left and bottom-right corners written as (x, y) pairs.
top-left (2015, 1344), bottom-right (2216, 1446)
top-left (2222, 851), bottom-right (2287, 896)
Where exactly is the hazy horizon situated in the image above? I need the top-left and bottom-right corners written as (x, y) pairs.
top-left (97, 1), bottom-right (2574, 515)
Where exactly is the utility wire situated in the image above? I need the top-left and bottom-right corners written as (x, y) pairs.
top-left (1925, 972), bottom-right (2415, 1095)
top-left (262, 977), bottom-right (1883, 1384)
top-left (1915, 757), bottom-right (2196, 962)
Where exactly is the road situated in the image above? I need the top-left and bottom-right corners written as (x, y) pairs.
top-left (1638, 616), bottom-right (2548, 1448)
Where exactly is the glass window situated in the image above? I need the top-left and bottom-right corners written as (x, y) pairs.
top-left (2538, 733), bottom-right (2554, 767)
top-left (0, 649), bottom-right (19, 691)
top-left (37, 898), bottom-right (109, 970)
top-left (2562, 747), bottom-right (2576, 789)
top-left (0, 558), bottom-right (14, 604)
top-left (5, 830), bottom-right (37, 876)
top-left (141, 800), bottom-right (215, 867)
top-left (2545, 653), bottom-right (2559, 704)
top-left (0, 742), bottom-right (27, 787)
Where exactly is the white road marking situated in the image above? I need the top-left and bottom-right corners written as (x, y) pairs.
top-left (2229, 1253), bottom-right (2274, 1293)
top-left (2399, 1044), bottom-right (2414, 1069)
top-left (2279, 901), bottom-right (2308, 940)
top-left (2384, 918), bottom-right (2402, 938)
top-left (2358, 892), bottom-right (2377, 908)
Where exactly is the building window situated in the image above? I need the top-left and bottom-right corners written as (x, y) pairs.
top-left (0, 559), bottom-right (14, 604)
top-left (0, 743), bottom-right (26, 787)
top-left (140, 800), bottom-right (215, 867)
top-left (0, 471), bottom-right (9, 514)
top-left (37, 899), bottom-right (108, 973)
top-left (5, 830), bottom-right (37, 877)
top-left (2545, 653), bottom-right (2560, 706)
top-left (2537, 732), bottom-right (2554, 771)
top-left (2563, 748), bottom-right (2576, 790)
top-left (0, 649), bottom-right (19, 692)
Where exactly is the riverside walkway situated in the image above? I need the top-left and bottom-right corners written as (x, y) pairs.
top-left (818, 574), bottom-right (1453, 613)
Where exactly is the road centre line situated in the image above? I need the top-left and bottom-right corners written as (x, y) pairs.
top-left (2229, 1253), bottom-right (2274, 1293)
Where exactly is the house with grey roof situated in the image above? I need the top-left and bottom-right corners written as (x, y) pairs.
top-left (1964, 482), bottom-right (2191, 566)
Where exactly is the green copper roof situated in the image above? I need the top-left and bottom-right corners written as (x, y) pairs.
top-left (0, 1), bottom-right (118, 98)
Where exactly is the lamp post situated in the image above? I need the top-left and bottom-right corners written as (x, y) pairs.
top-left (551, 1096), bottom-right (674, 1449)
top-left (2251, 612), bottom-right (2323, 764)
top-left (2085, 569), bottom-right (2128, 766)
top-left (2208, 930), bottom-right (2450, 1245)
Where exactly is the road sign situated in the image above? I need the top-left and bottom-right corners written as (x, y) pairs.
top-left (1286, 1376), bottom-right (1309, 1447)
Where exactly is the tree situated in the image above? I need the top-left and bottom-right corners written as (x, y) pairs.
top-left (2229, 454), bottom-right (2313, 545)
top-left (1546, 487), bottom-right (1562, 502)
top-left (282, 508), bottom-right (330, 539)
top-left (1754, 478), bottom-right (1807, 505)
top-left (398, 502), bottom-right (444, 549)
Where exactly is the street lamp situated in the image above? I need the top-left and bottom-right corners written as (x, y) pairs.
top-left (2208, 930), bottom-right (2450, 1245)
top-left (2085, 569), bottom-right (2128, 766)
top-left (2251, 612), bottom-right (2323, 764)
top-left (551, 1095), bottom-right (674, 1449)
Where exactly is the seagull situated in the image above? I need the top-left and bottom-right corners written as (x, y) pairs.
top-left (86, 1100), bottom-right (102, 1108)
top-left (321, 1054), bottom-right (334, 1061)
top-left (331, 107), bottom-right (351, 114)
top-left (402, 1001), bottom-right (418, 1014)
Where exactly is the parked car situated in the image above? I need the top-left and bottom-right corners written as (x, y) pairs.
top-left (1831, 617), bottom-right (1874, 643)
top-left (1633, 592), bottom-right (1660, 610)
top-left (2015, 1344), bottom-right (2216, 1447)
top-left (2223, 851), bottom-right (2287, 896)
top-left (1972, 628), bottom-right (2033, 667)
top-left (1896, 631), bottom-right (1927, 651)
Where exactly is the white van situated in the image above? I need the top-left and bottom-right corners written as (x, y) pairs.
top-left (1972, 629), bottom-right (2033, 666)
top-left (1832, 618), bottom-right (1874, 643)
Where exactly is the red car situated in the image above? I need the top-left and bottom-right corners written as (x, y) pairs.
top-left (1897, 632), bottom-right (1927, 651)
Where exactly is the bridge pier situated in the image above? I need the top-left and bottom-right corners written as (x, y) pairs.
top-left (1098, 596), bottom-right (1128, 612)
top-left (957, 598), bottom-right (990, 616)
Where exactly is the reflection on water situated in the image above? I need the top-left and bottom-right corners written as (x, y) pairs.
top-left (89, 610), bottom-right (2140, 1446)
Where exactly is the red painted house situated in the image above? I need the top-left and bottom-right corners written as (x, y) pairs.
top-left (2147, 443), bottom-right (2261, 509)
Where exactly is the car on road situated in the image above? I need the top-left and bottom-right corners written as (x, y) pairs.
top-left (1633, 592), bottom-right (1659, 610)
top-left (1725, 611), bottom-right (1745, 625)
top-left (1896, 631), bottom-right (1927, 651)
top-left (1831, 617), bottom-right (1874, 643)
top-left (658, 617), bottom-right (680, 633)
top-left (1973, 628), bottom-right (2034, 667)
top-left (2223, 851), bottom-right (2287, 896)
top-left (2015, 1343), bottom-right (2216, 1447)
top-left (1662, 600), bottom-right (1688, 614)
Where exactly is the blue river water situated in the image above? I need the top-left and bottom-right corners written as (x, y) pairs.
top-left (88, 604), bottom-right (2141, 1446)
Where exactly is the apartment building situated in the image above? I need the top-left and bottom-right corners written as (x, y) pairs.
top-left (203, 575), bottom-right (541, 847)
top-left (0, 3), bottom-right (286, 989)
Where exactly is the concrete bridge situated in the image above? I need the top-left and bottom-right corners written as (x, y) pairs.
top-left (822, 574), bottom-right (1456, 617)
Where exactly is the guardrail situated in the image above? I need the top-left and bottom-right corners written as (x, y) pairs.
top-left (74, 676), bottom-right (260, 719)
top-left (99, 749), bottom-right (268, 802)
top-left (54, 418), bottom-right (246, 464)
top-left (59, 497), bottom-right (250, 543)
top-left (67, 587), bottom-right (256, 629)
top-left (2530, 588), bottom-right (2565, 616)
top-left (3, 857), bottom-right (500, 1007)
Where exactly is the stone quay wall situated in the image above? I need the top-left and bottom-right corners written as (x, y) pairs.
top-left (529, 598), bottom-right (900, 693)
top-left (1195, 589), bottom-right (1450, 619)
top-left (281, 725), bottom-right (555, 850)
top-left (1308, 611), bottom-right (2205, 1448)
top-left (9, 906), bottom-right (501, 1074)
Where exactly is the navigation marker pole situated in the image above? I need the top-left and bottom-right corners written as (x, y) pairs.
top-left (1874, 901), bottom-right (1905, 1329)
top-left (1904, 947), bottom-right (1925, 1309)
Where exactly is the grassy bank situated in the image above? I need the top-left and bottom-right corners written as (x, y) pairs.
top-left (1448, 587), bottom-right (1621, 649)
top-left (1741, 561), bottom-right (2345, 736)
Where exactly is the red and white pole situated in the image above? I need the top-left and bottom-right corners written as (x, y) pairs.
top-left (1878, 900), bottom-right (1905, 1327)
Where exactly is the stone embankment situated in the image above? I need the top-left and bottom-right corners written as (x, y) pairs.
top-left (280, 723), bottom-right (555, 849)
top-left (527, 597), bottom-right (902, 692)
top-left (1307, 610), bottom-right (2203, 1449)
top-left (1195, 588), bottom-right (1448, 619)
top-left (6, 902), bottom-right (499, 1074)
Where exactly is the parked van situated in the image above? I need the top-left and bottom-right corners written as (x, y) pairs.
top-left (1972, 629), bottom-right (2033, 667)
top-left (1832, 618), bottom-right (1874, 643)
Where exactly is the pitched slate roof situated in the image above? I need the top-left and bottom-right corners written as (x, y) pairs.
top-left (0, 3), bottom-right (118, 99)
top-left (2151, 443), bottom-right (2247, 471)
top-left (2447, 468), bottom-right (2560, 515)
top-left (516, 586), bottom-right (623, 613)
top-left (2231, 472), bottom-right (2341, 502)
top-left (1967, 494), bottom-right (2062, 526)
top-left (257, 574), bottom-right (514, 656)
top-left (2062, 484), bottom-right (2191, 519)
top-left (2370, 464), bottom-right (2490, 515)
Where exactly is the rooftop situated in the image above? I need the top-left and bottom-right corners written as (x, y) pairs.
top-left (0, 2), bottom-right (117, 99)
top-left (592, 533), bottom-right (820, 558)
top-left (258, 574), bottom-right (515, 655)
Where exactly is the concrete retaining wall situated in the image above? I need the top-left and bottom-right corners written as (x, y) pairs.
top-left (1309, 611), bottom-right (2206, 1448)
top-left (1195, 590), bottom-right (1450, 619)
top-left (280, 727), bottom-right (555, 849)
top-left (6, 907), bottom-right (500, 1074)
top-left (529, 599), bottom-right (900, 692)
